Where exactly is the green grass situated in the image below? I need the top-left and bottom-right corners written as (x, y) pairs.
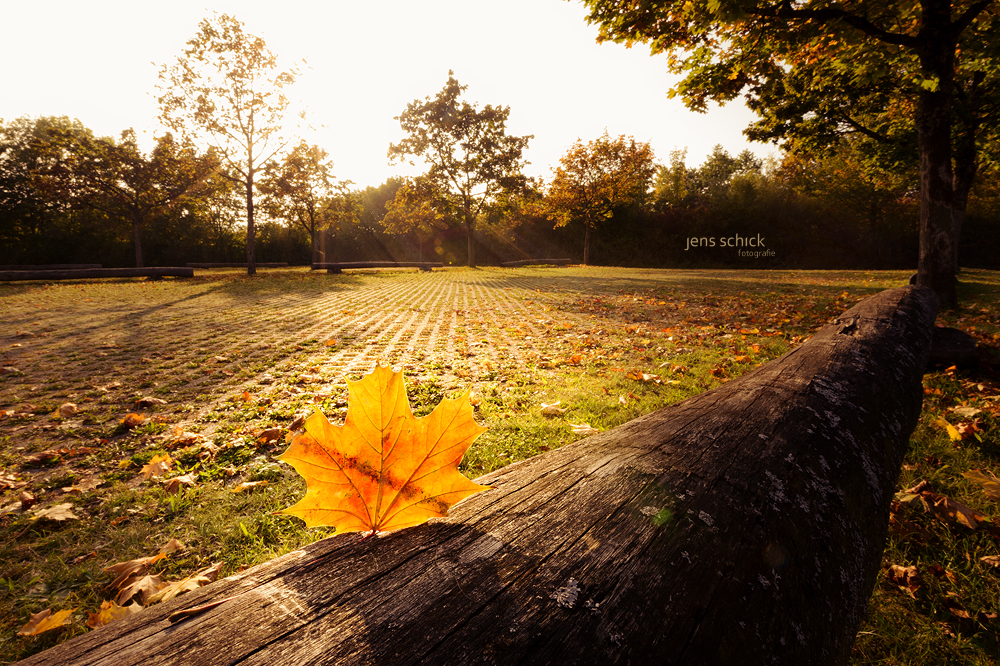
top-left (0, 267), bottom-right (998, 664)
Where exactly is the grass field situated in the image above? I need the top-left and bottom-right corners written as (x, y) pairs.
top-left (1, 266), bottom-right (998, 664)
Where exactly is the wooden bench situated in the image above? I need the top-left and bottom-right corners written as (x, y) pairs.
top-left (0, 267), bottom-right (194, 282)
top-left (185, 263), bottom-right (289, 268)
top-left (501, 258), bottom-right (572, 267)
top-left (312, 262), bottom-right (443, 274)
top-left (19, 286), bottom-right (938, 666)
top-left (0, 264), bottom-right (102, 270)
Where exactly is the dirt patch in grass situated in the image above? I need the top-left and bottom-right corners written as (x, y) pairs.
top-left (1, 266), bottom-right (998, 663)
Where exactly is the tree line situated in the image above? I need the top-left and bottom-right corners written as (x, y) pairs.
top-left (2, 8), bottom-right (997, 296)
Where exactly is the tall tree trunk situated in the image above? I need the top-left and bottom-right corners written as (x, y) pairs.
top-left (465, 204), bottom-right (476, 268)
top-left (914, 3), bottom-right (957, 309)
top-left (246, 174), bottom-right (257, 277)
top-left (132, 215), bottom-right (144, 268)
top-left (583, 225), bottom-right (591, 265)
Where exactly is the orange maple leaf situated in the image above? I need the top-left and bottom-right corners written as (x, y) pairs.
top-left (278, 364), bottom-right (489, 535)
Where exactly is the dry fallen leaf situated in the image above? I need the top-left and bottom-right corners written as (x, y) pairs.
top-left (232, 480), bottom-right (268, 493)
top-left (86, 600), bottom-right (142, 629)
top-left (32, 503), bottom-right (78, 522)
top-left (56, 402), bottom-right (78, 418)
top-left (146, 562), bottom-right (223, 604)
top-left (135, 396), bottom-right (167, 409)
top-left (278, 364), bottom-right (489, 534)
top-left (163, 473), bottom-right (197, 495)
top-left (569, 423), bottom-right (601, 436)
top-left (17, 608), bottom-right (74, 636)
top-left (257, 427), bottom-right (284, 444)
top-left (540, 401), bottom-right (567, 416)
top-left (929, 494), bottom-right (987, 530)
top-left (141, 453), bottom-right (173, 480)
top-left (886, 564), bottom-right (922, 598)
top-left (63, 475), bottom-right (103, 495)
top-left (115, 574), bottom-right (168, 605)
top-left (120, 412), bottom-right (147, 429)
top-left (104, 554), bottom-right (167, 591)
top-left (963, 468), bottom-right (1000, 502)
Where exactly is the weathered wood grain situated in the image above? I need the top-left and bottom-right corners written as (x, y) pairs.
top-left (0, 268), bottom-right (194, 281)
top-left (18, 286), bottom-right (938, 666)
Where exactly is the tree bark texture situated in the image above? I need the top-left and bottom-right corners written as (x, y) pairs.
top-left (246, 173), bottom-right (257, 277)
top-left (18, 287), bottom-right (938, 666)
top-left (914, 1), bottom-right (958, 309)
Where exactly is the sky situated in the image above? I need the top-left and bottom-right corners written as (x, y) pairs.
top-left (1, 0), bottom-right (779, 189)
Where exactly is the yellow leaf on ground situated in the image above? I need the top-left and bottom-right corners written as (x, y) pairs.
top-left (86, 600), bottom-right (142, 628)
top-left (933, 417), bottom-right (962, 441)
top-left (141, 453), bottom-right (172, 480)
top-left (17, 608), bottom-right (74, 636)
top-left (278, 364), bottom-right (489, 535)
top-left (120, 412), bottom-right (146, 429)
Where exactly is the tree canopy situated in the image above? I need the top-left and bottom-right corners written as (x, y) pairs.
top-left (387, 71), bottom-right (532, 267)
top-left (545, 131), bottom-right (655, 264)
top-left (156, 12), bottom-right (301, 276)
top-left (581, 0), bottom-right (1000, 308)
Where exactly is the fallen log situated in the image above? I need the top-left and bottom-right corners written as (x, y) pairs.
top-left (0, 268), bottom-right (193, 281)
top-left (312, 261), bottom-right (443, 273)
top-left (501, 258), bottom-right (572, 267)
top-left (185, 263), bottom-right (289, 268)
top-left (19, 286), bottom-right (938, 666)
top-left (0, 264), bottom-right (102, 270)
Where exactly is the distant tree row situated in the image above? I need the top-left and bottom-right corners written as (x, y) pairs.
top-left (2, 10), bottom-right (997, 276)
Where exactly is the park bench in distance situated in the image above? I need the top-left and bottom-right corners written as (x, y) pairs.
top-left (0, 267), bottom-right (194, 282)
top-left (500, 258), bottom-right (572, 267)
top-left (185, 263), bottom-right (289, 268)
top-left (19, 286), bottom-right (938, 666)
top-left (312, 261), bottom-right (443, 274)
top-left (0, 264), bottom-right (102, 270)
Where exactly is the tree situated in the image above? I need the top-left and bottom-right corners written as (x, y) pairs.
top-left (156, 12), bottom-right (301, 276)
top-left (67, 130), bottom-right (215, 267)
top-left (382, 177), bottom-right (451, 261)
top-left (580, 0), bottom-right (999, 308)
top-left (0, 116), bottom-right (97, 263)
top-left (388, 71), bottom-right (532, 267)
top-left (259, 141), bottom-right (340, 263)
top-left (545, 131), bottom-right (655, 264)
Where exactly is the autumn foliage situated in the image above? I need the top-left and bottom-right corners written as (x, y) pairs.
top-left (278, 364), bottom-right (489, 534)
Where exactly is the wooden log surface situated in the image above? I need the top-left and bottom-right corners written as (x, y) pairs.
top-left (0, 264), bottom-right (102, 270)
top-left (19, 286), bottom-right (938, 666)
top-left (0, 268), bottom-right (193, 281)
top-left (500, 258), bottom-right (572, 267)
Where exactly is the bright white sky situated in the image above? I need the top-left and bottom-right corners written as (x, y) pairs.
top-left (1, 0), bottom-right (778, 189)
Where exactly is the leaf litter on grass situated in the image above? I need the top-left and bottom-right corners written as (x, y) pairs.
top-left (1, 268), bottom-right (998, 664)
